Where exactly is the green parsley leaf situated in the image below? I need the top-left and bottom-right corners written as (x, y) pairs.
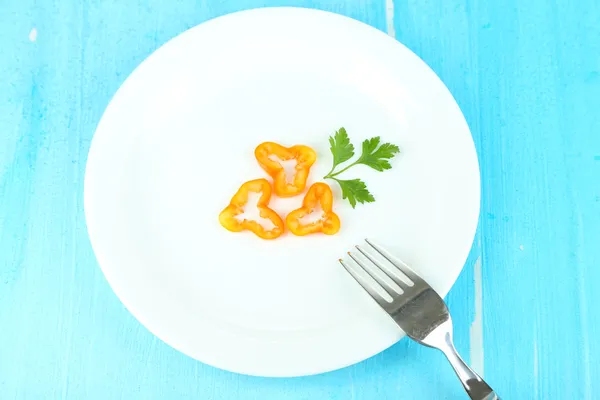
top-left (328, 128), bottom-right (354, 170)
top-left (324, 128), bottom-right (399, 208)
top-left (356, 137), bottom-right (400, 172)
top-left (334, 178), bottom-right (375, 209)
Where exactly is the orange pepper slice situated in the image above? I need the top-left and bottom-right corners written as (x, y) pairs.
top-left (286, 182), bottom-right (341, 236)
top-left (254, 142), bottom-right (317, 197)
top-left (219, 179), bottom-right (284, 240)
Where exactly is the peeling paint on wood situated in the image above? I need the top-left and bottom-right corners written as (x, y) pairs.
top-left (1, 0), bottom-right (598, 399)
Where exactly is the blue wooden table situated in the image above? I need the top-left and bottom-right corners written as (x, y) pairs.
top-left (1, 1), bottom-right (599, 399)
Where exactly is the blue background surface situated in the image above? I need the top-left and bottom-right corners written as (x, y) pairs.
top-left (1, 0), bottom-right (599, 399)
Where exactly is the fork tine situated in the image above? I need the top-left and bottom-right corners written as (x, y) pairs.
top-left (365, 239), bottom-right (423, 285)
top-left (339, 259), bottom-right (392, 307)
top-left (346, 252), bottom-right (394, 299)
top-left (355, 245), bottom-right (408, 291)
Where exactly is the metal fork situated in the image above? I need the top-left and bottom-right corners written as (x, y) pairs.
top-left (340, 239), bottom-right (499, 400)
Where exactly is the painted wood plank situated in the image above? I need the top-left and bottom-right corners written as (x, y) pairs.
top-left (393, 0), bottom-right (600, 399)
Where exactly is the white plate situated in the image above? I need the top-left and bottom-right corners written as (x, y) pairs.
top-left (84, 8), bottom-right (480, 377)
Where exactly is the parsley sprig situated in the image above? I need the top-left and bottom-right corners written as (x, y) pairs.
top-left (324, 128), bottom-right (400, 208)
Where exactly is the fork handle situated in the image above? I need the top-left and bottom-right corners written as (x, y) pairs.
top-left (440, 333), bottom-right (500, 400)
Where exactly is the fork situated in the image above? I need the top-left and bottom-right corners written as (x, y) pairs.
top-left (340, 239), bottom-right (499, 400)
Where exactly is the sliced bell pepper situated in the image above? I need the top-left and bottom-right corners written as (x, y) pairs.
top-left (286, 182), bottom-right (341, 236)
top-left (254, 142), bottom-right (317, 197)
top-left (219, 178), bottom-right (284, 240)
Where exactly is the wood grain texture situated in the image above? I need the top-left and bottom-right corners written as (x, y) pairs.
top-left (392, 0), bottom-right (600, 398)
top-left (0, 0), bottom-right (597, 399)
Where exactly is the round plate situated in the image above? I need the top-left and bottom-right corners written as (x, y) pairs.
top-left (84, 8), bottom-right (479, 377)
